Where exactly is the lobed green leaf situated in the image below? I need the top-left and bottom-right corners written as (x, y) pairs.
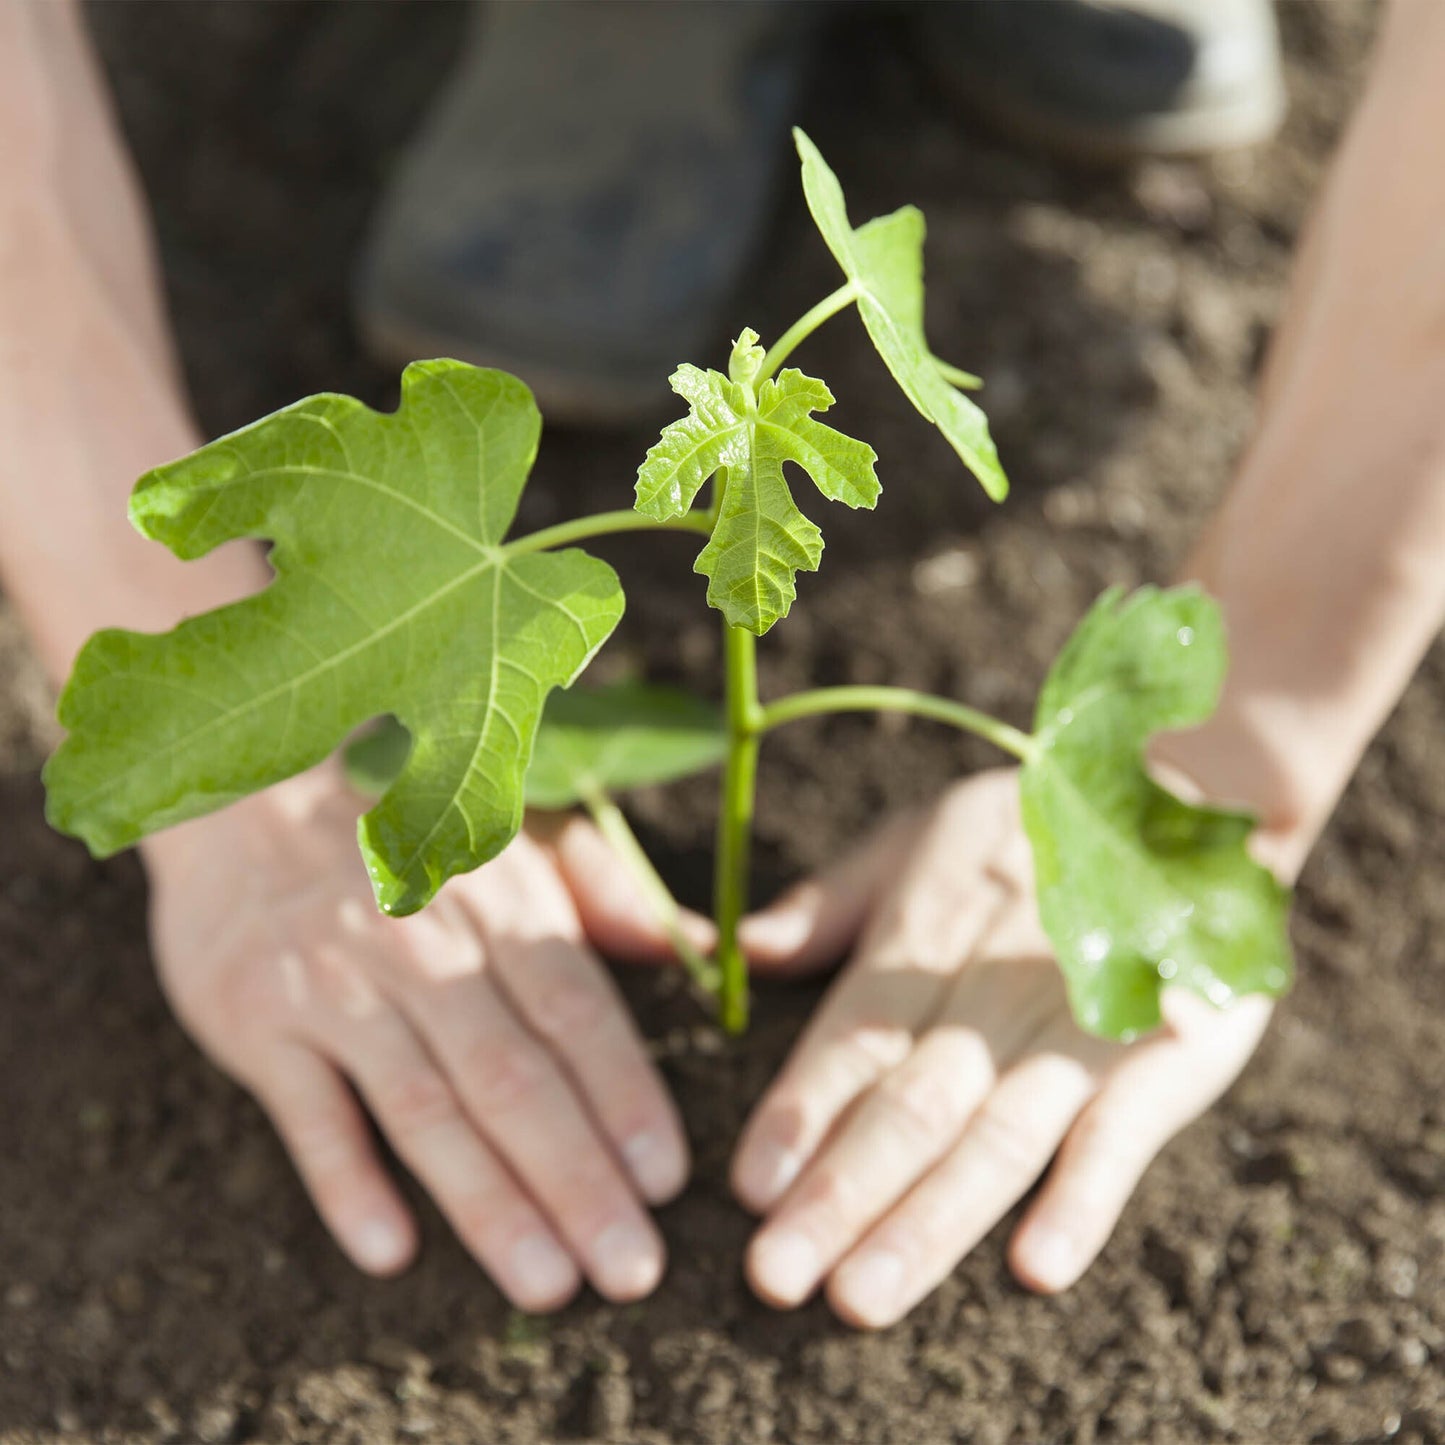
top-left (793, 129), bottom-right (1008, 502)
top-left (1019, 587), bottom-right (1294, 1038)
top-left (44, 360), bottom-right (624, 916)
top-left (346, 682), bottom-right (727, 811)
top-left (524, 680), bottom-right (727, 809)
top-left (635, 332), bottom-right (880, 634)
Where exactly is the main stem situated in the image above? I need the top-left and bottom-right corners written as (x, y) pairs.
top-left (715, 621), bottom-right (763, 1034)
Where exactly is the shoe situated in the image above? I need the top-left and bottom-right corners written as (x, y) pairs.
top-left (917, 0), bottom-right (1286, 162)
top-left (354, 0), bottom-right (811, 426)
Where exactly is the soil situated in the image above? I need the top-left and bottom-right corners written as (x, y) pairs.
top-left (4, 4), bottom-right (1441, 1443)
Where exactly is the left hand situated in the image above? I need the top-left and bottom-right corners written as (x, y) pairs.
top-left (730, 768), bottom-right (1280, 1329)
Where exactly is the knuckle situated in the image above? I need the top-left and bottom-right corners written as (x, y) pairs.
top-left (967, 1101), bottom-right (1054, 1179)
top-left (377, 1067), bottom-right (459, 1135)
top-left (842, 1022), bottom-right (914, 1080)
top-left (283, 1107), bottom-right (362, 1183)
top-left (526, 975), bottom-right (613, 1043)
top-left (459, 1035), bottom-right (550, 1113)
top-left (875, 1066), bottom-right (967, 1151)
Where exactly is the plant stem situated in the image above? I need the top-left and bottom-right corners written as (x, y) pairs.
top-left (580, 788), bottom-right (720, 996)
top-left (507, 508), bottom-right (713, 556)
top-left (758, 685), bottom-right (1038, 761)
top-left (759, 281), bottom-right (860, 383)
top-left (714, 620), bottom-right (763, 1034)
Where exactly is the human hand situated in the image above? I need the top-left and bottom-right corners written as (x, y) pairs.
top-left (141, 761), bottom-right (696, 1311)
top-left (731, 768), bottom-right (1283, 1329)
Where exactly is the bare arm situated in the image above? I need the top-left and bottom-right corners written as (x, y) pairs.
top-left (1163, 0), bottom-right (1445, 868)
top-left (0, 0), bottom-right (266, 679)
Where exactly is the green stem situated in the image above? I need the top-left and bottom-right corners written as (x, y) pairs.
top-left (758, 685), bottom-right (1038, 761)
top-left (507, 507), bottom-right (713, 556)
top-left (581, 789), bottom-right (720, 996)
top-left (714, 621), bottom-right (763, 1034)
top-left (758, 281), bottom-right (861, 383)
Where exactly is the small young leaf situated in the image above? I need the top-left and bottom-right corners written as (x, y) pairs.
top-left (1019, 587), bottom-right (1293, 1039)
top-left (793, 129), bottom-right (1008, 502)
top-left (524, 681), bottom-right (727, 809)
top-left (695, 462), bottom-right (824, 635)
top-left (44, 361), bottom-right (624, 917)
top-left (635, 349), bottom-right (879, 633)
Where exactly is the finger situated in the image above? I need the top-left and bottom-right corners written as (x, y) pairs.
top-left (333, 1010), bottom-right (584, 1312)
top-left (459, 843), bottom-right (690, 1204)
top-left (547, 814), bottom-right (715, 964)
top-left (1009, 992), bottom-right (1274, 1293)
top-left (393, 970), bottom-right (667, 1303)
top-left (489, 932), bottom-right (691, 1204)
top-left (246, 1041), bottom-right (417, 1277)
top-left (743, 955), bottom-right (1056, 1309)
top-left (732, 803), bottom-right (1018, 1214)
top-left (825, 1038), bottom-right (1106, 1330)
top-left (737, 809), bottom-right (920, 976)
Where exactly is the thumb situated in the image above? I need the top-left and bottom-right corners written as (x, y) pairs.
top-left (739, 810), bottom-right (918, 976)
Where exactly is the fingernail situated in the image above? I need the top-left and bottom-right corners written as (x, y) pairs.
top-left (623, 1130), bottom-right (686, 1203)
top-left (1022, 1228), bottom-right (1078, 1291)
top-left (739, 908), bottom-right (810, 957)
top-left (751, 1228), bottom-right (820, 1305)
top-left (510, 1234), bottom-right (579, 1306)
top-left (352, 1217), bottom-right (409, 1274)
top-left (592, 1221), bottom-right (664, 1300)
top-left (834, 1250), bottom-right (905, 1327)
top-left (736, 1139), bottom-right (802, 1208)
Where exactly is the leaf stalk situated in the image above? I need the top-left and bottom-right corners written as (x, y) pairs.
top-left (758, 685), bottom-right (1037, 761)
top-left (758, 281), bottom-right (861, 383)
top-left (580, 787), bottom-right (721, 996)
top-left (507, 508), bottom-right (713, 556)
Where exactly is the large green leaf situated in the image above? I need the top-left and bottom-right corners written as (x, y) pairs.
top-left (793, 129), bottom-right (1008, 502)
top-left (44, 360), bottom-right (624, 916)
top-left (636, 331), bottom-right (879, 634)
top-left (345, 682), bottom-right (727, 810)
top-left (525, 681), bottom-right (727, 809)
top-left (1019, 587), bottom-right (1293, 1039)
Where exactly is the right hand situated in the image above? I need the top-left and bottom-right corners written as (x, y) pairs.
top-left (141, 761), bottom-right (696, 1311)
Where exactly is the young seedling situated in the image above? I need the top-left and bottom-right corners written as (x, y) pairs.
top-left (44, 131), bottom-right (1293, 1042)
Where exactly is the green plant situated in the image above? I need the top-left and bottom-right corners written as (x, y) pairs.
top-left (42, 131), bottom-right (1293, 1041)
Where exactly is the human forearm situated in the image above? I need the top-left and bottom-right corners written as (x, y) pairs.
top-left (1160, 0), bottom-right (1445, 870)
top-left (0, 0), bottom-right (266, 682)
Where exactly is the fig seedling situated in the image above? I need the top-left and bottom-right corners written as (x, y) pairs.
top-left (44, 132), bottom-right (1292, 1040)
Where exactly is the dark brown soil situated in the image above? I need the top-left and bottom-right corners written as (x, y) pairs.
top-left (6, 4), bottom-right (1442, 1442)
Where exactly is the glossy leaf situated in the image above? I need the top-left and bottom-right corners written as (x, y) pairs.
top-left (794, 128), bottom-right (1008, 502)
top-left (45, 361), bottom-right (624, 916)
top-left (1019, 587), bottom-right (1293, 1039)
top-left (524, 680), bottom-right (727, 809)
top-left (636, 331), bottom-right (879, 633)
top-left (345, 683), bottom-right (727, 810)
